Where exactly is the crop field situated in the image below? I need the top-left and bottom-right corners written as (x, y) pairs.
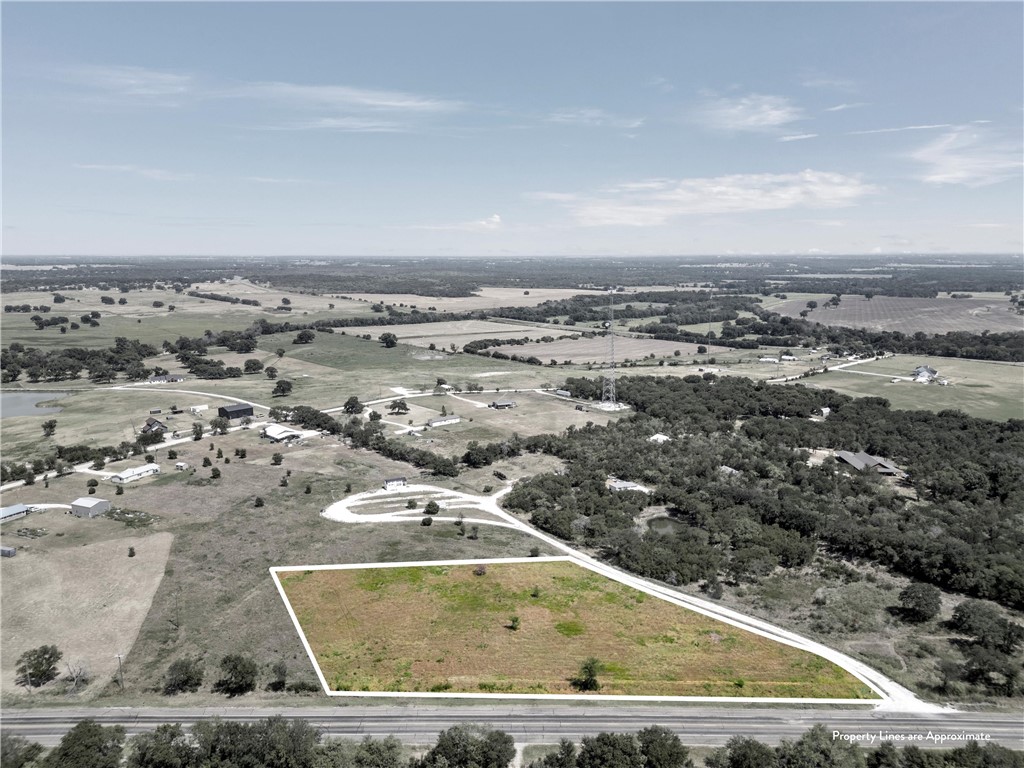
top-left (773, 295), bottom-right (1022, 334)
top-left (0, 429), bottom-right (555, 703)
top-left (805, 356), bottom-right (1024, 421)
top-left (277, 560), bottom-right (873, 698)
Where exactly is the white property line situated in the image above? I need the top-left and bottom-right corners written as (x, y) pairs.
top-left (270, 556), bottom-right (878, 706)
top-left (310, 485), bottom-right (950, 714)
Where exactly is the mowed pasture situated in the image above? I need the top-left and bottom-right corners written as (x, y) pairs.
top-left (806, 356), bottom-right (1024, 421)
top-left (0, 430), bottom-right (554, 704)
top-left (1, 522), bottom-right (173, 695)
top-left (773, 295), bottom-right (1023, 334)
top-left (373, 319), bottom-right (546, 351)
top-left (278, 561), bottom-right (873, 698)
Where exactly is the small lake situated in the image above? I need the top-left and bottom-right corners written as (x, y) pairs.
top-left (647, 516), bottom-right (687, 536)
top-left (1, 391), bottom-right (69, 419)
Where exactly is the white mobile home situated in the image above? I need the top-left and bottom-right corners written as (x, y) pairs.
top-left (110, 463), bottom-right (161, 484)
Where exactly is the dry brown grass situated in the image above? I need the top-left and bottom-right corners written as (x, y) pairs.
top-left (0, 522), bottom-right (173, 696)
top-left (279, 561), bottom-right (873, 699)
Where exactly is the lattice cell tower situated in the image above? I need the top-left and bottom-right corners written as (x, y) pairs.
top-left (601, 290), bottom-right (617, 406)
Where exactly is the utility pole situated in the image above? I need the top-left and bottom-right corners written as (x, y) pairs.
top-left (115, 653), bottom-right (125, 692)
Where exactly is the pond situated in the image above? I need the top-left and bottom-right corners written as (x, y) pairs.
top-left (646, 515), bottom-right (688, 536)
top-left (0, 391), bottom-right (69, 419)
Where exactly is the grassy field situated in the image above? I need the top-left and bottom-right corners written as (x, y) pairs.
top-left (341, 287), bottom-right (607, 312)
top-left (773, 294), bottom-right (1022, 334)
top-left (278, 560), bottom-right (873, 698)
top-left (0, 430), bottom-right (556, 704)
top-left (804, 356), bottom-right (1024, 421)
top-left (0, 280), bottom-right (374, 349)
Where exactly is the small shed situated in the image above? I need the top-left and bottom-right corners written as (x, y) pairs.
top-left (175, 462), bottom-right (189, 471)
top-left (1, 504), bottom-right (31, 524)
top-left (218, 403), bottom-right (254, 419)
top-left (189, 405), bottom-right (209, 415)
top-left (1, 546), bottom-right (16, 558)
top-left (383, 477), bottom-right (407, 490)
top-left (71, 497), bottom-right (111, 518)
top-left (262, 424), bottom-right (303, 442)
top-left (555, 389), bottom-right (572, 397)
top-left (490, 400), bottom-right (517, 409)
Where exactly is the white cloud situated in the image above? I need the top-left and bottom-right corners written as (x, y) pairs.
top-left (535, 170), bottom-right (877, 227)
top-left (779, 134), bottom-right (818, 142)
top-left (243, 176), bottom-right (326, 185)
top-left (645, 76), bottom-right (675, 93)
top-left (910, 127), bottom-right (1023, 187)
top-left (849, 124), bottom-right (952, 136)
top-left (801, 75), bottom-right (858, 92)
top-left (230, 81), bottom-right (462, 113)
top-left (547, 108), bottom-right (644, 129)
top-left (693, 93), bottom-right (804, 132)
top-left (256, 117), bottom-right (406, 133)
top-left (825, 103), bottom-right (867, 112)
top-left (65, 65), bottom-right (193, 98)
top-left (417, 214), bottom-right (503, 232)
top-left (74, 163), bottom-right (194, 181)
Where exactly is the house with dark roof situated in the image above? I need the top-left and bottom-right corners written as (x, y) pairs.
top-left (835, 450), bottom-right (903, 476)
top-left (141, 417), bottom-right (167, 434)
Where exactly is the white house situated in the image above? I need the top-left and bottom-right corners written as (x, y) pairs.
top-left (781, 355), bottom-right (799, 361)
top-left (758, 357), bottom-right (779, 364)
top-left (71, 497), bottom-right (111, 518)
top-left (189, 404), bottom-right (209, 415)
top-left (262, 424), bottom-right (304, 442)
top-left (110, 463), bottom-right (161, 484)
top-left (383, 477), bottom-right (407, 490)
top-left (607, 478), bottom-right (652, 494)
top-left (426, 416), bottom-right (461, 428)
top-left (647, 433), bottom-right (672, 444)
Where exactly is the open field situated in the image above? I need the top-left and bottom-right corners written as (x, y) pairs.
top-left (0, 281), bottom-right (373, 349)
top-left (278, 560), bottom-right (872, 698)
top-left (501, 336), bottom-right (734, 365)
top-left (773, 294), bottom-right (1022, 334)
top-left (384, 391), bottom-right (622, 457)
top-left (803, 356), bottom-right (1024, 421)
top-left (0, 431), bottom-right (555, 704)
top-left (371, 319), bottom-right (548, 351)
top-left (341, 287), bottom-right (607, 312)
top-left (1, 522), bottom-right (173, 695)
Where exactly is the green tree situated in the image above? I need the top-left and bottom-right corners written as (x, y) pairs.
top-left (529, 739), bottom-right (577, 768)
top-left (388, 399), bottom-right (409, 415)
top-left (378, 332), bottom-right (398, 348)
top-left (209, 416), bottom-right (230, 435)
top-left (424, 500), bottom-right (440, 515)
top-left (704, 736), bottom-right (778, 768)
top-left (15, 645), bottom-right (62, 688)
top-left (776, 724), bottom-right (865, 768)
top-left (294, 330), bottom-right (316, 344)
top-left (577, 733), bottom-right (644, 768)
top-left (1, 733), bottom-right (44, 768)
top-left (272, 453), bottom-right (284, 466)
top-left (164, 656), bottom-right (204, 695)
top-left (191, 422), bottom-right (204, 441)
top-left (897, 583), bottom-right (942, 623)
top-left (570, 657), bottom-right (601, 692)
top-left (43, 720), bottom-right (125, 768)
top-left (343, 396), bottom-right (365, 414)
top-left (243, 359), bottom-right (264, 374)
top-left (214, 654), bottom-right (258, 697)
top-left (126, 723), bottom-right (196, 768)
top-left (273, 380), bottom-right (293, 397)
top-left (41, 419), bottom-right (57, 437)
top-left (638, 725), bottom-right (693, 768)
top-left (415, 725), bottom-right (514, 768)
top-left (265, 365), bottom-right (279, 380)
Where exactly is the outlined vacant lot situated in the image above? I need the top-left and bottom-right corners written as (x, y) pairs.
top-left (274, 558), bottom-right (873, 699)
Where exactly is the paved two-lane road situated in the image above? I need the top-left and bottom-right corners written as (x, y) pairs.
top-left (2, 705), bottom-right (1021, 750)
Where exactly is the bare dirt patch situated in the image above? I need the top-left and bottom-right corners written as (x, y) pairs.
top-left (1, 530), bottom-right (173, 695)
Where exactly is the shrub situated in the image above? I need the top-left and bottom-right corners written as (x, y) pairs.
top-left (421, 517), bottom-right (433, 527)
top-left (271, 453), bottom-right (283, 466)
top-left (128, 547), bottom-right (135, 558)
top-left (164, 656), bottom-right (204, 695)
top-left (254, 497), bottom-right (265, 508)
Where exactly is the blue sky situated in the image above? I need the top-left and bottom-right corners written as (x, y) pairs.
top-left (3, 2), bottom-right (1022, 257)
